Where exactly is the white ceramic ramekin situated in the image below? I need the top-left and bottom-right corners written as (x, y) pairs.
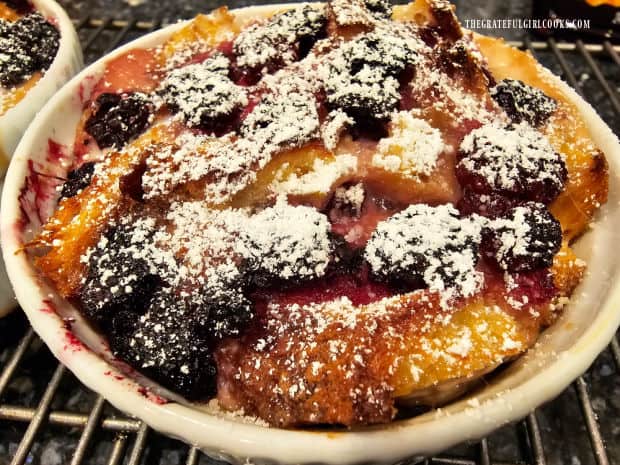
top-left (0, 0), bottom-right (82, 317)
top-left (0, 0), bottom-right (83, 166)
top-left (2, 5), bottom-right (620, 464)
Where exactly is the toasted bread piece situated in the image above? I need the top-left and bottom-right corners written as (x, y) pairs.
top-left (217, 284), bottom-right (549, 426)
top-left (158, 8), bottom-right (240, 66)
top-left (33, 124), bottom-right (178, 297)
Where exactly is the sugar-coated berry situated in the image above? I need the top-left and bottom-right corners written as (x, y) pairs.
top-left (490, 79), bottom-right (557, 127)
top-left (85, 92), bottom-right (154, 149)
top-left (107, 291), bottom-right (218, 400)
top-left (324, 32), bottom-right (418, 122)
top-left (60, 162), bottom-right (96, 199)
top-left (456, 122), bottom-right (567, 204)
top-left (365, 204), bottom-right (483, 296)
top-left (198, 285), bottom-right (254, 340)
top-left (233, 5), bottom-right (326, 75)
top-left (160, 55), bottom-right (247, 133)
top-left (482, 202), bottom-right (562, 272)
top-left (79, 225), bottom-right (161, 326)
top-left (240, 201), bottom-right (332, 286)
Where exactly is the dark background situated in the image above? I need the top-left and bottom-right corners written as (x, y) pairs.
top-left (55, 0), bottom-right (530, 40)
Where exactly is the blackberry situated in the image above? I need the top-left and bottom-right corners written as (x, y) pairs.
top-left (365, 204), bottom-right (483, 294)
top-left (79, 225), bottom-right (161, 326)
top-left (16, 14), bottom-right (58, 67)
top-left (457, 188), bottom-right (519, 219)
top-left (197, 287), bottom-right (254, 340)
top-left (363, 0), bottom-right (392, 19)
top-left (342, 33), bottom-right (413, 77)
top-left (482, 203), bottom-right (562, 272)
top-left (60, 162), bottom-right (95, 199)
top-left (241, 202), bottom-right (332, 285)
top-left (327, 234), bottom-right (364, 277)
top-left (84, 92), bottom-right (154, 149)
top-left (0, 13), bottom-right (59, 87)
top-left (324, 32), bottom-right (417, 122)
top-left (0, 24), bottom-right (36, 87)
top-left (160, 55), bottom-right (246, 133)
top-left (107, 290), bottom-right (218, 400)
top-left (233, 5), bottom-right (326, 74)
top-left (456, 122), bottom-right (567, 204)
top-left (239, 86), bottom-right (319, 148)
top-left (491, 79), bottom-right (557, 127)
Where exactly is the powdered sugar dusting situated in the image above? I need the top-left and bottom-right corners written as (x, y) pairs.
top-left (458, 122), bottom-right (566, 192)
top-left (365, 204), bottom-right (485, 306)
top-left (271, 154), bottom-right (357, 195)
top-left (160, 55), bottom-right (247, 129)
top-left (233, 4), bottom-right (326, 69)
top-left (373, 112), bottom-right (444, 177)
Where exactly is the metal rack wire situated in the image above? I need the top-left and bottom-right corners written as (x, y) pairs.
top-left (0, 15), bottom-right (619, 465)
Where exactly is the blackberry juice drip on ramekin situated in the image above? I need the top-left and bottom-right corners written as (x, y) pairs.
top-left (29, 0), bottom-right (608, 427)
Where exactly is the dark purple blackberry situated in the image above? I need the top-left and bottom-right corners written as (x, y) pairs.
top-left (60, 162), bottom-right (96, 199)
top-left (363, 0), bottom-right (392, 19)
top-left (0, 13), bottom-right (59, 87)
top-left (107, 291), bottom-right (218, 400)
top-left (16, 14), bottom-right (58, 66)
top-left (197, 287), bottom-right (254, 340)
top-left (457, 188), bottom-right (519, 219)
top-left (491, 79), bottom-right (557, 127)
top-left (327, 234), bottom-right (363, 277)
top-left (342, 32), bottom-right (413, 77)
top-left (79, 225), bottom-right (161, 327)
top-left (160, 55), bottom-right (246, 133)
top-left (364, 204), bottom-right (483, 294)
top-left (239, 89), bottom-right (319, 148)
top-left (482, 203), bottom-right (562, 272)
top-left (0, 23), bottom-right (36, 87)
top-left (240, 203), bottom-right (332, 287)
top-left (456, 123), bottom-right (567, 204)
top-left (233, 5), bottom-right (326, 76)
top-left (84, 92), bottom-right (154, 149)
top-left (324, 32), bottom-right (417, 122)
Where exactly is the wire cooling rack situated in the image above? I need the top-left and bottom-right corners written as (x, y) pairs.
top-left (0, 14), bottom-right (619, 465)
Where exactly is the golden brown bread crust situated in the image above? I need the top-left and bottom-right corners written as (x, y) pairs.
top-left (215, 277), bottom-right (552, 426)
top-left (30, 0), bottom-right (608, 427)
top-left (32, 123), bottom-right (179, 297)
top-left (473, 35), bottom-right (609, 241)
